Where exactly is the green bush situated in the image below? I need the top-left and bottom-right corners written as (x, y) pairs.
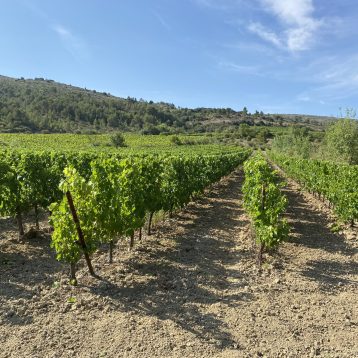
top-left (110, 132), bottom-right (126, 147)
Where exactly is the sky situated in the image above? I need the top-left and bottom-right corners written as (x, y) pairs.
top-left (0, 0), bottom-right (357, 116)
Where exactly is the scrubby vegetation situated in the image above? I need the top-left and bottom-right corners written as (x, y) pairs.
top-left (0, 75), bottom-right (333, 134)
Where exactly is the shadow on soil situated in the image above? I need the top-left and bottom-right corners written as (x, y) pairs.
top-left (0, 233), bottom-right (64, 326)
top-left (283, 185), bottom-right (358, 291)
top-left (89, 171), bottom-right (253, 349)
top-left (1, 171), bottom-right (253, 345)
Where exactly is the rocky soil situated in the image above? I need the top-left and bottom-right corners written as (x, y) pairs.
top-left (0, 171), bottom-right (357, 358)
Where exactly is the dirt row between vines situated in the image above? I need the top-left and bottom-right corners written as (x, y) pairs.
top-left (0, 170), bottom-right (357, 358)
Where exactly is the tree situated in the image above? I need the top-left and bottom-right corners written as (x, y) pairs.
top-left (110, 132), bottom-right (127, 147)
top-left (170, 135), bottom-right (182, 145)
top-left (325, 116), bottom-right (358, 164)
top-left (238, 123), bottom-right (252, 139)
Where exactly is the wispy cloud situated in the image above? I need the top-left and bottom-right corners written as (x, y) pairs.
top-left (20, 0), bottom-right (90, 62)
top-left (262, 0), bottom-right (316, 25)
top-left (294, 54), bottom-right (358, 103)
top-left (152, 11), bottom-right (171, 30)
top-left (248, 22), bottom-right (282, 48)
top-left (18, 0), bottom-right (50, 21)
top-left (197, 0), bottom-right (326, 52)
top-left (248, 0), bottom-right (323, 52)
top-left (218, 61), bottom-right (262, 75)
top-left (53, 25), bottom-right (89, 62)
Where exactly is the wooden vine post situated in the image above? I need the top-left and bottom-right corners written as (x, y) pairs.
top-left (65, 191), bottom-right (95, 277)
top-left (70, 263), bottom-right (77, 284)
top-left (34, 203), bottom-right (40, 230)
top-left (16, 207), bottom-right (24, 239)
top-left (129, 232), bottom-right (135, 250)
top-left (258, 183), bottom-right (266, 268)
top-left (147, 212), bottom-right (154, 235)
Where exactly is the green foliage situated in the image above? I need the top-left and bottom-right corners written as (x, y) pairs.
top-left (271, 126), bottom-right (312, 159)
top-left (0, 132), bottom-right (253, 271)
top-left (324, 118), bottom-right (358, 165)
top-left (67, 296), bottom-right (77, 303)
top-left (48, 149), bottom-right (251, 265)
top-left (0, 149), bottom-right (107, 235)
top-left (0, 75), bottom-right (329, 134)
top-left (270, 152), bottom-right (358, 224)
top-left (0, 152), bottom-right (56, 234)
top-left (242, 154), bottom-right (289, 249)
top-left (109, 132), bottom-right (126, 147)
top-left (0, 158), bottom-right (18, 217)
top-left (170, 135), bottom-right (182, 145)
top-left (49, 166), bottom-right (99, 263)
top-left (0, 133), bottom-right (235, 154)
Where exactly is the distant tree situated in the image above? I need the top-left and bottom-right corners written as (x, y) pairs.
top-left (324, 116), bottom-right (358, 164)
top-left (291, 126), bottom-right (310, 138)
top-left (110, 132), bottom-right (127, 147)
top-left (107, 113), bottom-right (120, 128)
top-left (141, 125), bottom-right (161, 135)
top-left (170, 135), bottom-right (182, 145)
top-left (238, 123), bottom-right (252, 139)
top-left (255, 128), bottom-right (270, 144)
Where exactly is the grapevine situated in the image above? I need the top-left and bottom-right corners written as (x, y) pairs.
top-left (242, 153), bottom-right (289, 266)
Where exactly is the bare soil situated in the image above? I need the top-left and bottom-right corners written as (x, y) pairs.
top-left (0, 171), bottom-right (357, 358)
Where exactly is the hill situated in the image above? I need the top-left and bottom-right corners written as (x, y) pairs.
top-left (0, 75), bottom-right (334, 133)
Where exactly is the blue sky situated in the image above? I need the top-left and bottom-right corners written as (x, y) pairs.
top-left (0, 0), bottom-right (357, 116)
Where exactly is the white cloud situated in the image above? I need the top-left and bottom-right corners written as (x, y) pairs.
top-left (261, 0), bottom-right (315, 26)
top-left (53, 25), bottom-right (89, 62)
top-left (286, 24), bottom-right (318, 51)
top-left (248, 22), bottom-right (282, 48)
top-left (249, 0), bottom-right (323, 52)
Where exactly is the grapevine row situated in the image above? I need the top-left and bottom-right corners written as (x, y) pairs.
top-left (242, 153), bottom-right (289, 266)
top-left (0, 150), bottom-right (103, 237)
top-left (269, 152), bottom-right (358, 225)
top-left (0, 148), bottom-right (250, 281)
top-left (50, 151), bottom-right (250, 280)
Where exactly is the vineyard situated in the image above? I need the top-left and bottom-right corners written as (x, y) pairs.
top-left (0, 135), bottom-right (357, 357)
top-left (0, 133), bottom-right (215, 152)
top-left (269, 152), bottom-right (358, 225)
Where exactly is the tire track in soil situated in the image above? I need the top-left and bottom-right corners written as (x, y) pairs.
top-left (0, 170), bottom-right (357, 358)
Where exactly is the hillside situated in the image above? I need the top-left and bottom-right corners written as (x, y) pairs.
top-left (0, 75), bottom-right (334, 134)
